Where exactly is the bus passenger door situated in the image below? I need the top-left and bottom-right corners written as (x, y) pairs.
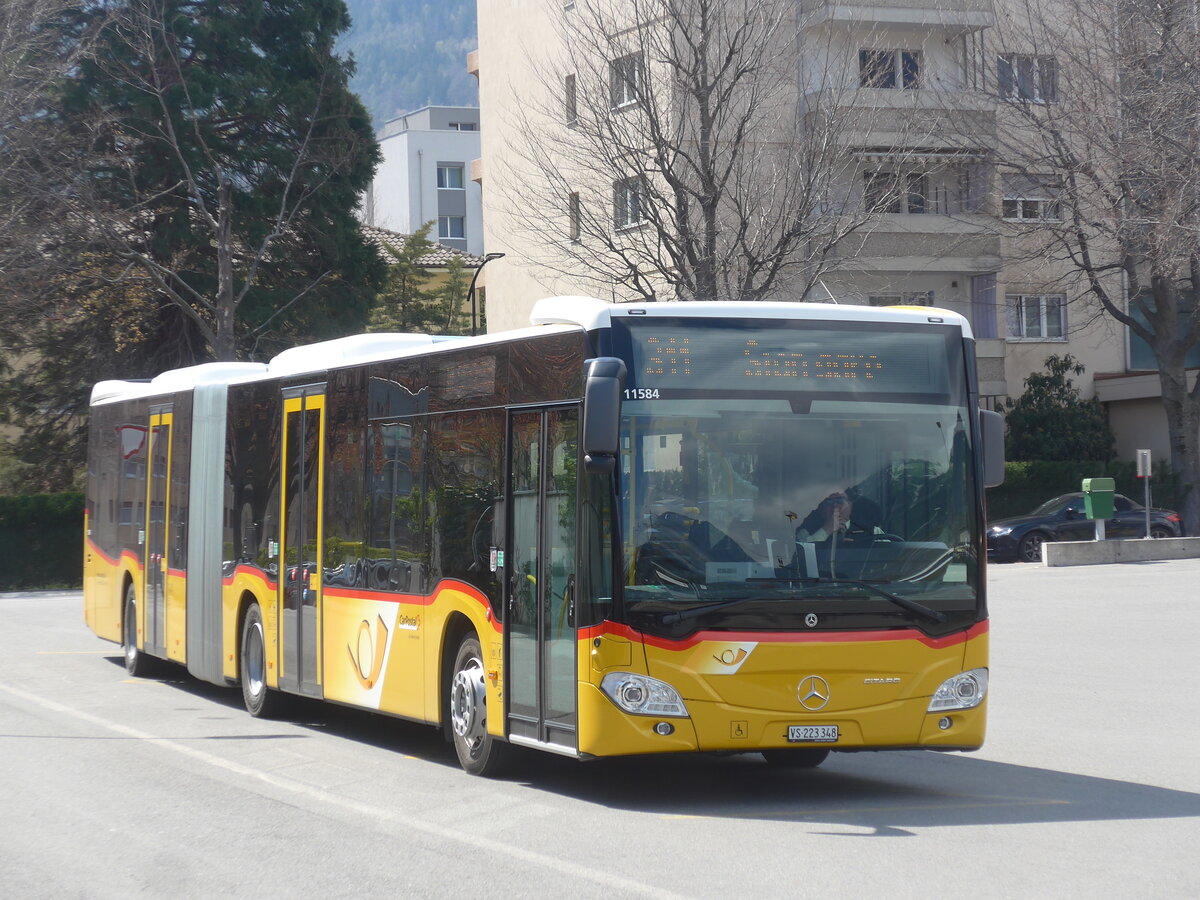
top-left (505, 406), bottom-right (579, 753)
top-left (279, 388), bottom-right (326, 698)
top-left (142, 408), bottom-right (172, 658)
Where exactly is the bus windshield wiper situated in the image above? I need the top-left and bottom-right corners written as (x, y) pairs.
top-left (659, 596), bottom-right (755, 625)
top-left (798, 577), bottom-right (947, 624)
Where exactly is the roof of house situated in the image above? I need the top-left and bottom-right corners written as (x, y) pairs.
top-left (361, 224), bottom-right (484, 268)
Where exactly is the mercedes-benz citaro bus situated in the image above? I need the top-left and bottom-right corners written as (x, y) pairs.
top-left (83, 297), bottom-right (1004, 775)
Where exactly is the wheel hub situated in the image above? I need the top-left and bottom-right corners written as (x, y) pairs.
top-left (450, 659), bottom-right (486, 743)
top-left (245, 624), bottom-right (265, 696)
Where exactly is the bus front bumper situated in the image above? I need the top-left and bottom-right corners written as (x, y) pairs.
top-left (576, 683), bottom-right (986, 758)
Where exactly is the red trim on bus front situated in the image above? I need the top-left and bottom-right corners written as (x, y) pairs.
top-left (578, 619), bottom-right (988, 650)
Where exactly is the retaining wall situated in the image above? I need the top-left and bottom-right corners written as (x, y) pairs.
top-left (1042, 537), bottom-right (1200, 567)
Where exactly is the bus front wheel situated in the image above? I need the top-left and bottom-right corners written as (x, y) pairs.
top-left (123, 583), bottom-right (151, 677)
top-left (449, 634), bottom-right (508, 776)
top-left (240, 603), bottom-right (282, 718)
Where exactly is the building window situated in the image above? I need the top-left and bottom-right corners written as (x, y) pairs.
top-left (565, 74), bottom-right (577, 125)
top-left (438, 215), bottom-right (465, 239)
top-left (864, 171), bottom-right (927, 214)
top-left (1002, 174), bottom-right (1061, 221)
top-left (610, 52), bottom-right (644, 108)
top-left (447, 122), bottom-right (478, 131)
top-left (568, 191), bottom-right (580, 242)
top-left (998, 54), bottom-right (1058, 102)
top-left (859, 49), bottom-right (920, 89)
top-left (613, 177), bottom-right (645, 229)
top-left (437, 165), bottom-right (464, 190)
top-left (1006, 294), bottom-right (1065, 339)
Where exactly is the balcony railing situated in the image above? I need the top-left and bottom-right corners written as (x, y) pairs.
top-left (800, 0), bottom-right (995, 31)
top-left (805, 88), bottom-right (998, 153)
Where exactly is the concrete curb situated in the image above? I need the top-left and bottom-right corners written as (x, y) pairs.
top-left (1043, 536), bottom-right (1200, 567)
top-left (0, 590), bottom-right (81, 600)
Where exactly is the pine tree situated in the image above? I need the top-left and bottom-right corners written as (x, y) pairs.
top-left (368, 224), bottom-right (442, 334)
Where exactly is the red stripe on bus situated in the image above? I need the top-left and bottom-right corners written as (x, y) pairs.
top-left (221, 564), bottom-right (278, 591)
top-left (324, 579), bottom-right (502, 633)
top-left (87, 538), bottom-right (143, 574)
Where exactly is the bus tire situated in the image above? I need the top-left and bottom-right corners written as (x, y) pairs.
top-left (240, 603), bottom-right (282, 718)
top-left (123, 582), bottom-right (152, 677)
top-left (449, 634), bottom-right (508, 776)
top-left (761, 748), bottom-right (830, 769)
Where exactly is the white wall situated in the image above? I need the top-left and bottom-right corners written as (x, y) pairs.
top-left (369, 123), bottom-right (484, 255)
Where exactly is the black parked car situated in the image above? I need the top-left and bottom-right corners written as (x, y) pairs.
top-left (987, 492), bottom-right (1184, 563)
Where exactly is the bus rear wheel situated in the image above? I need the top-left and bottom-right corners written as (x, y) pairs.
top-left (449, 634), bottom-right (508, 776)
top-left (123, 583), bottom-right (151, 677)
top-left (761, 748), bottom-right (830, 769)
top-left (240, 603), bottom-right (282, 718)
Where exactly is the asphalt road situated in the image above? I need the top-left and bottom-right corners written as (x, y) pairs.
top-left (2, 560), bottom-right (1198, 899)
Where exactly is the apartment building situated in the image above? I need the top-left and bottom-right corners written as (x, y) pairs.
top-left (363, 105), bottom-right (484, 256)
top-left (473, 1), bottom-right (1184, 461)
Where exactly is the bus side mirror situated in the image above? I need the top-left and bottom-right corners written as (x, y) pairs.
top-left (979, 409), bottom-right (1005, 488)
top-left (582, 357), bottom-right (626, 474)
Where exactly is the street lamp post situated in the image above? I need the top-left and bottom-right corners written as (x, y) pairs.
top-left (468, 252), bottom-right (505, 337)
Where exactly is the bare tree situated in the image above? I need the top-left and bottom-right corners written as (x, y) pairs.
top-left (0, 1), bottom-right (103, 291)
top-left (495, 0), bottom-right (922, 303)
top-left (994, 0), bottom-right (1200, 532)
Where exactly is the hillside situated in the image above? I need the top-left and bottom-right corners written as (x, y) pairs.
top-left (341, 0), bottom-right (478, 126)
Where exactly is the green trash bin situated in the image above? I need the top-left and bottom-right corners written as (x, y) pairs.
top-left (1082, 477), bottom-right (1115, 520)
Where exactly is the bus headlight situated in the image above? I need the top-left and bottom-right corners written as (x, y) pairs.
top-left (928, 668), bottom-right (988, 712)
top-left (601, 672), bottom-right (689, 717)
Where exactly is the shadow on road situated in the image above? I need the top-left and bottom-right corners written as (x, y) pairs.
top-left (512, 750), bottom-right (1200, 835)
top-left (106, 653), bottom-right (1200, 835)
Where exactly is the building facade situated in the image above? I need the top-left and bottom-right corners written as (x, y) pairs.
top-left (363, 105), bottom-right (484, 256)
top-left (472, 1), bottom-right (1192, 465)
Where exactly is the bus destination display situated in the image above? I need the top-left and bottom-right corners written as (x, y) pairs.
top-left (619, 322), bottom-right (952, 396)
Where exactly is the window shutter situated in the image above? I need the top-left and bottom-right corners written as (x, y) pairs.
top-left (1005, 295), bottom-right (1021, 337)
top-left (998, 55), bottom-right (1014, 97)
top-left (1039, 56), bottom-right (1058, 101)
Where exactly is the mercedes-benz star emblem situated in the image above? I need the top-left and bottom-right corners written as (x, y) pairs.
top-left (804, 612), bottom-right (818, 628)
top-left (797, 675), bottom-right (830, 711)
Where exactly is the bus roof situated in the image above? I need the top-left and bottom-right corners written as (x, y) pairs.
top-left (91, 362), bottom-right (269, 405)
top-left (89, 298), bottom-right (973, 406)
top-left (530, 296), bottom-right (975, 338)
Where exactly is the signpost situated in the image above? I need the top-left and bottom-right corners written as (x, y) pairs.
top-left (1136, 449), bottom-right (1152, 539)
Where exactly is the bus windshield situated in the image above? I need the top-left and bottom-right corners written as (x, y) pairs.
top-left (612, 317), bottom-right (981, 633)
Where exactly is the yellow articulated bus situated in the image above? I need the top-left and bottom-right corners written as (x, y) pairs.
top-left (84, 297), bottom-right (1004, 775)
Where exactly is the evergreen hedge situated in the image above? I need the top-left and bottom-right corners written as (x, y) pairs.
top-left (0, 492), bottom-right (84, 591)
top-left (985, 460), bottom-right (1181, 520)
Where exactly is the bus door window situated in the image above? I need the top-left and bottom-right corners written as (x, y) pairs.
top-left (280, 389), bottom-right (325, 694)
top-left (506, 406), bottom-right (579, 747)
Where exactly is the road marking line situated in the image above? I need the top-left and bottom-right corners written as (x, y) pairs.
top-left (36, 650), bottom-right (112, 655)
top-left (0, 681), bottom-right (686, 899)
